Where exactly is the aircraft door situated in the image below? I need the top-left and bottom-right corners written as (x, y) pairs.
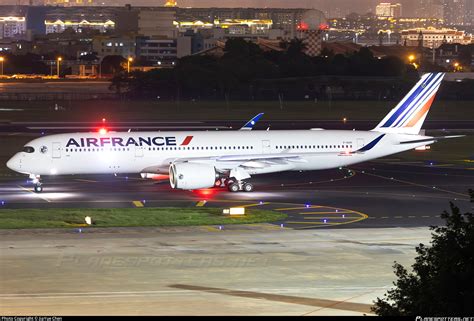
top-left (52, 142), bottom-right (61, 159)
top-left (262, 140), bottom-right (271, 154)
top-left (357, 138), bottom-right (365, 149)
top-left (135, 146), bottom-right (144, 157)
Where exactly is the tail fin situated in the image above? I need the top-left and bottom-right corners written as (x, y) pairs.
top-left (240, 113), bottom-right (264, 131)
top-left (373, 73), bottom-right (445, 135)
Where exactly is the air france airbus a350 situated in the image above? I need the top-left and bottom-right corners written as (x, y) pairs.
top-left (7, 73), bottom-right (462, 193)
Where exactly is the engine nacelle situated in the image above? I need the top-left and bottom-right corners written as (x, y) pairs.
top-left (169, 163), bottom-right (218, 190)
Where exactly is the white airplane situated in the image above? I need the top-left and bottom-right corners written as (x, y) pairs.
top-left (7, 72), bottom-right (463, 193)
top-left (140, 113), bottom-right (263, 180)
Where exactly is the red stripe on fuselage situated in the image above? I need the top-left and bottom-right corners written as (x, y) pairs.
top-left (181, 136), bottom-right (194, 146)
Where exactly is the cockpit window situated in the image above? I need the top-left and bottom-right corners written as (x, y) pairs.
top-left (22, 146), bottom-right (35, 153)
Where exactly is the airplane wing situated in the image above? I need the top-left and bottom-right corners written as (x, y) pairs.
top-left (240, 113), bottom-right (264, 130)
top-left (142, 150), bottom-right (348, 176)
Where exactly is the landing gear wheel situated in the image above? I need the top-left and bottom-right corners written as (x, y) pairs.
top-left (243, 183), bottom-right (254, 192)
top-left (34, 184), bottom-right (43, 193)
top-left (228, 183), bottom-right (240, 193)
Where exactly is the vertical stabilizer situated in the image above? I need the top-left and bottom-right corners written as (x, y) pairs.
top-left (373, 73), bottom-right (445, 135)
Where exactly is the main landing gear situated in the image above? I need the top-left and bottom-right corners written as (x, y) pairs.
top-left (30, 174), bottom-right (43, 193)
top-left (226, 179), bottom-right (254, 193)
top-left (215, 168), bottom-right (254, 193)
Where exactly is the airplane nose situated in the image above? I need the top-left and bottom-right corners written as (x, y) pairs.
top-left (6, 155), bottom-right (20, 172)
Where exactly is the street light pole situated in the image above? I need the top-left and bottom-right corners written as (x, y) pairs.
top-left (57, 57), bottom-right (62, 78)
top-left (127, 57), bottom-right (133, 74)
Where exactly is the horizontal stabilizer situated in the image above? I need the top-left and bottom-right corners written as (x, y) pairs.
top-left (399, 135), bottom-right (465, 145)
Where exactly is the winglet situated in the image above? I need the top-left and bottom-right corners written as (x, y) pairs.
top-left (240, 113), bottom-right (264, 130)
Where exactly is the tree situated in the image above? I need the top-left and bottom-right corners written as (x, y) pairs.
top-left (100, 55), bottom-right (126, 75)
top-left (223, 38), bottom-right (262, 58)
top-left (372, 189), bottom-right (474, 316)
top-left (2, 53), bottom-right (48, 75)
top-left (457, 46), bottom-right (472, 69)
top-left (283, 38), bottom-right (307, 57)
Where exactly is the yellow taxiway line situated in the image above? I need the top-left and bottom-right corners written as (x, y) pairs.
top-left (196, 200), bottom-right (207, 207)
top-left (132, 201), bottom-right (144, 207)
top-left (17, 185), bottom-right (51, 203)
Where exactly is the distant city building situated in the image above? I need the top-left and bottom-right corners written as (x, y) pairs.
top-left (416, 0), bottom-right (444, 19)
top-left (0, 16), bottom-right (26, 39)
top-left (44, 0), bottom-right (95, 6)
top-left (401, 27), bottom-right (473, 48)
top-left (175, 7), bottom-right (307, 40)
top-left (136, 36), bottom-right (177, 67)
top-left (114, 5), bottom-right (139, 34)
top-left (375, 3), bottom-right (402, 18)
top-left (92, 34), bottom-right (136, 58)
top-left (468, 0), bottom-right (474, 26)
top-left (138, 7), bottom-right (177, 38)
top-left (442, 0), bottom-right (467, 25)
top-left (164, 0), bottom-right (177, 7)
top-left (175, 19), bottom-right (273, 36)
top-left (44, 6), bottom-right (117, 34)
top-left (328, 13), bottom-right (444, 46)
top-left (45, 18), bottom-right (114, 34)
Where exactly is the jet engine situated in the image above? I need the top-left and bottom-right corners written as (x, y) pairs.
top-left (169, 163), bottom-right (218, 190)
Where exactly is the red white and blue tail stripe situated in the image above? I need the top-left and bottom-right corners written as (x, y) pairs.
top-left (373, 73), bottom-right (445, 135)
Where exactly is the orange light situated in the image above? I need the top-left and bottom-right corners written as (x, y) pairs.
top-left (99, 128), bottom-right (108, 135)
top-left (193, 188), bottom-right (217, 199)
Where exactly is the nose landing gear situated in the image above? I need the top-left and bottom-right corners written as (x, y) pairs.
top-left (34, 183), bottom-right (43, 193)
top-left (29, 174), bottom-right (43, 193)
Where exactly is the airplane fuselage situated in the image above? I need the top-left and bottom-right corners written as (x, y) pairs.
top-left (7, 130), bottom-right (429, 177)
